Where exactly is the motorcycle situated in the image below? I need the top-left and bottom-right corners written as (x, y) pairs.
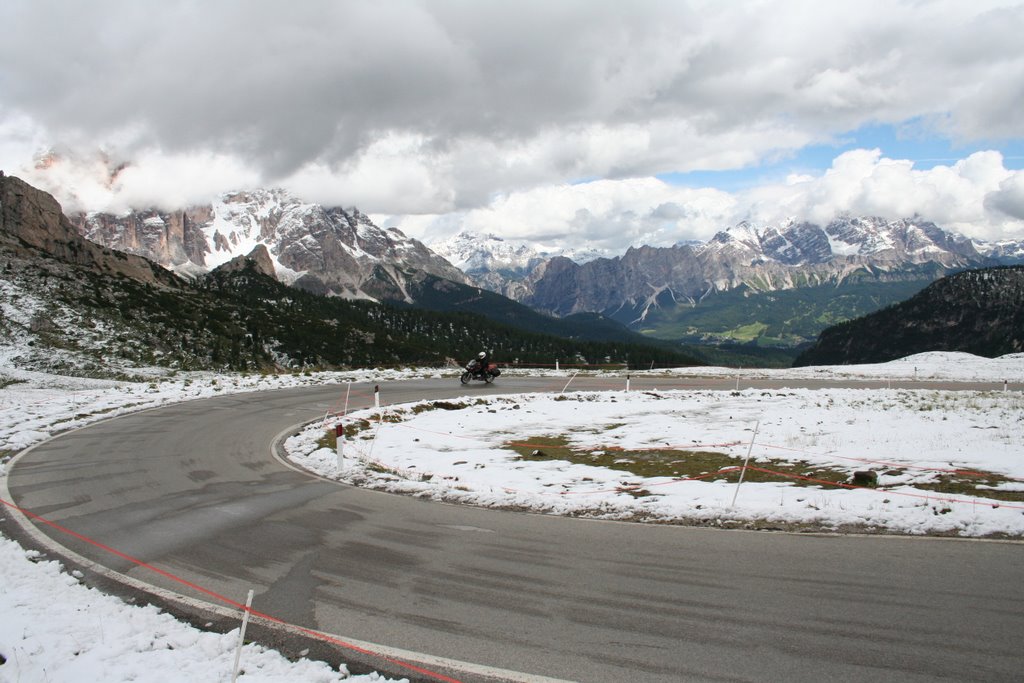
top-left (460, 359), bottom-right (500, 384)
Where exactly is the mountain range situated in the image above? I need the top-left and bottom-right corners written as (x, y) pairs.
top-left (45, 181), bottom-right (1024, 350)
top-left (1, 173), bottom-right (701, 375)
top-left (432, 215), bottom-right (1022, 308)
top-left (431, 217), bottom-right (1024, 346)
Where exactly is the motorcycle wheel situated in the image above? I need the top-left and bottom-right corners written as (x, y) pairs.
top-left (460, 371), bottom-right (472, 385)
top-left (484, 372), bottom-right (494, 384)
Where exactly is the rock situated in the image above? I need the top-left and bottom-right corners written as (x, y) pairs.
top-left (851, 470), bottom-right (878, 487)
top-left (211, 244), bottom-right (276, 278)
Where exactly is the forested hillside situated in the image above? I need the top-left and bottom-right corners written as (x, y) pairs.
top-left (793, 266), bottom-right (1024, 366)
top-left (1, 241), bottom-right (701, 376)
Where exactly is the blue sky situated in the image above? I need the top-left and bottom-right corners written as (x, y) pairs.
top-left (659, 123), bottom-right (1024, 192)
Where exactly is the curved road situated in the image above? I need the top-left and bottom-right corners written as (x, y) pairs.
top-left (5, 376), bottom-right (1024, 682)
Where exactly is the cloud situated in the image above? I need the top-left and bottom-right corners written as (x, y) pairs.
top-left (985, 175), bottom-right (1024, 222)
top-left (744, 149), bottom-right (1022, 240)
top-left (13, 147), bottom-right (260, 214)
top-left (2, 0), bottom-right (1023, 212)
top-left (3, 0), bottom-right (1023, 252)
top-left (384, 150), bottom-right (1024, 253)
top-left (387, 177), bottom-right (739, 252)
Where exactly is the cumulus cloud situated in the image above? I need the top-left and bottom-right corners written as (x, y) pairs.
top-left (386, 150), bottom-right (1024, 253)
top-left (384, 178), bottom-right (739, 252)
top-left (14, 147), bottom-right (260, 214)
top-left (2, 0), bottom-right (1023, 248)
top-left (3, 1), bottom-right (1023, 206)
top-left (744, 150), bottom-right (1022, 241)
top-left (985, 174), bottom-right (1024, 221)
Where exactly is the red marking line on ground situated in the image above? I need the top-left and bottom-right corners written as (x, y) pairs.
top-left (740, 466), bottom-right (1024, 510)
top-left (345, 410), bottom-right (744, 453)
top-left (754, 441), bottom-right (1024, 482)
top-left (0, 496), bottom-right (465, 683)
top-left (539, 466), bottom-right (746, 496)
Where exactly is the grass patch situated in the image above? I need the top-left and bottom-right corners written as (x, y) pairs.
top-left (316, 431), bottom-right (337, 451)
top-left (727, 322), bottom-right (769, 342)
top-left (508, 435), bottom-right (1024, 501)
top-left (505, 435), bottom-right (852, 484)
top-left (317, 416), bottom-right (379, 449)
top-left (410, 399), bottom-right (482, 414)
top-left (907, 470), bottom-right (1024, 503)
top-left (620, 487), bottom-right (655, 498)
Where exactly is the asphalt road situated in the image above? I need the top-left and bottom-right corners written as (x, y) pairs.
top-left (6, 375), bottom-right (1024, 682)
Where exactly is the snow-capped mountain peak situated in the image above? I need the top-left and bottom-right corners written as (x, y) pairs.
top-left (430, 229), bottom-right (546, 274)
top-left (696, 216), bottom-right (984, 268)
top-left (72, 189), bottom-right (469, 302)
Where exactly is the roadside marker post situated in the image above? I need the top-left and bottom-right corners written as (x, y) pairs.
top-left (626, 374), bottom-right (630, 392)
top-left (374, 384), bottom-right (380, 408)
top-left (230, 588), bottom-right (255, 683)
top-left (336, 423), bottom-right (345, 470)
top-left (561, 371), bottom-right (579, 394)
top-left (730, 420), bottom-right (761, 509)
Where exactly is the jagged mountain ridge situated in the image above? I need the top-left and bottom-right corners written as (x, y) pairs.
top-left (1, 174), bottom-right (703, 374)
top-left (520, 217), bottom-right (999, 318)
top-left (426, 216), bottom-right (1024, 347)
top-left (437, 217), bottom-right (1021, 314)
top-left (793, 266), bottom-right (1024, 365)
top-left (446, 217), bottom-right (1019, 340)
top-left (64, 178), bottom-right (1024, 348)
top-left (429, 229), bottom-right (604, 301)
top-left (71, 188), bottom-right (470, 302)
top-left (0, 171), bottom-right (180, 289)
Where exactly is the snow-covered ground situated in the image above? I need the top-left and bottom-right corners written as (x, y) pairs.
top-left (0, 367), bottom-right (430, 683)
top-left (288, 386), bottom-right (1024, 537)
top-left (2, 353), bottom-right (1023, 682)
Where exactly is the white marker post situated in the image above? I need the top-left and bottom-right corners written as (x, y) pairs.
top-left (561, 370), bottom-right (579, 394)
top-left (335, 423), bottom-right (345, 470)
top-left (626, 374), bottom-right (631, 392)
top-left (230, 589), bottom-right (255, 683)
top-left (730, 420), bottom-right (761, 509)
top-left (374, 384), bottom-right (380, 408)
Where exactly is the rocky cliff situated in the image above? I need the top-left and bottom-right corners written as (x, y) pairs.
top-left (0, 172), bottom-right (179, 288)
top-left (515, 217), bottom-right (995, 320)
top-left (211, 244), bottom-right (277, 278)
top-left (71, 189), bottom-right (469, 302)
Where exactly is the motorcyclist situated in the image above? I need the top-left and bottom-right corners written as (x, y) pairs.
top-left (460, 350), bottom-right (499, 384)
top-left (470, 350), bottom-right (489, 375)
